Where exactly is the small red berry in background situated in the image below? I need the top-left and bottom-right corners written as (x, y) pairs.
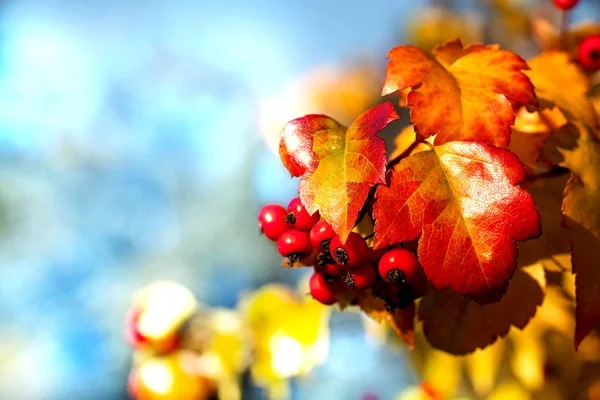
top-left (343, 262), bottom-right (377, 290)
top-left (257, 203), bottom-right (289, 240)
top-left (552, 0), bottom-right (579, 11)
top-left (277, 229), bottom-right (313, 263)
top-left (309, 272), bottom-right (337, 305)
top-left (330, 232), bottom-right (368, 268)
top-left (285, 197), bottom-right (320, 231)
top-left (124, 304), bottom-right (148, 348)
top-left (310, 220), bottom-right (336, 251)
top-left (378, 248), bottom-right (427, 294)
top-left (578, 35), bottom-right (600, 70)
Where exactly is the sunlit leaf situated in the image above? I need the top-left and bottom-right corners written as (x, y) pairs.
top-left (509, 107), bottom-right (567, 174)
top-left (525, 51), bottom-right (598, 129)
top-left (464, 340), bottom-right (505, 396)
top-left (383, 38), bottom-right (537, 146)
top-left (373, 141), bottom-right (541, 300)
top-left (280, 103), bottom-right (399, 241)
top-left (510, 325), bottom-right (545, 391)
top-left (546, 123), bottom-right (600, 347)
top-left (418, 265), bottom-right (545, 355)
top-left (518, 174), bottom-right (570, 271)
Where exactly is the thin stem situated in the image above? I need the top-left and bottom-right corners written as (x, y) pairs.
top-left (387, 139), bottom-right (424, 171)
top-left (560, 11), bottom-right (569, 51)
top-left (363, 232), bottom-right (375, 240)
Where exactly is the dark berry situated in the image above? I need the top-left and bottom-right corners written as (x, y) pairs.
top-left (378, 248), bottom-right (426, 294)
top-left (330, 232), bottom-right (368, 268)
top-left (343, 262), bottom-right (376, 290)
top-left (578, 35), bottom-right (600, 70)
top-left (285, 197), bottom-right (320, 231)
top-left (309, 272), bottom-right (337, 305)
top-left (310, 220), bottom-right (336, 251)
top-left (258, 203), bottom-right (290, 241)
top-left (552, 0), bottom-right (579, 11)
top-left (278, 229), bottom-right (313, 263)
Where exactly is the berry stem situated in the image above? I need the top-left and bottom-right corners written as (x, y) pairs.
top-left (363, 232), bottom-right (375, 240)
top-left (560, 10), bottom-right (569, 50)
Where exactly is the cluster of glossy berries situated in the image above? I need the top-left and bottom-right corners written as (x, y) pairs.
top-left (258, 198), bottom-right (427, 311)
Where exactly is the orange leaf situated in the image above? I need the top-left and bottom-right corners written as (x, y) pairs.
top-left (373, 141), bottom-right (541, 301)
top-left (418, 265), bottom-right (545, 355)
top-left (382, 38), bottom-right (537, 147)
top-left (509, 107), bottom-right (567, 174)
top-left (279, 103), bottom-right (399, 241)
top-left (546, 122), bottom-right (600, 348)
top-left (357, 290), bottom-right (415, 348)
top-left (525, 51), bottom-right (598, 129)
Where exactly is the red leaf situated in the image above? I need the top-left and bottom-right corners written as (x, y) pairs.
top-left (382, 38), bottom-right (537, 147)
top-left (279, 103), bottom-right (400, 241)
top-left (373, 141), bottom-right (541, 301)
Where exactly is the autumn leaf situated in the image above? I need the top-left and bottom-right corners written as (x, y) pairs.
top-left (546, 123), bottom-right (600, 348)
top-left (373, 141), bottom-right (541, 300)
top-left (525, 51), bottom-right (598, 129)
top-left (279, 103), bottom-right (399, 241)
top-left (509, 107), bottom-right (567, 174)
top-left (418, 265), bottom-right (546, 355)
top-left (357, 289), bottom-right (415, 348)
top-left (517, 173), bottom-right (570, 271)
top-left (382, 38), bottom-right (537, 147)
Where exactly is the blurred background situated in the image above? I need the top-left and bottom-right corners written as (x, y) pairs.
top-left (0, 0), bottom-right (598, 399)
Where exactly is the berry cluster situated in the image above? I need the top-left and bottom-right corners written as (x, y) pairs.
top-left (258, 197), bottom-right (428, 311)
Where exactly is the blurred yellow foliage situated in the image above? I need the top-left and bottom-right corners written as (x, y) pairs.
top-left (239, 283), bottom-right (330, 399)
top-left (405, 7), bottom-right (483, 51)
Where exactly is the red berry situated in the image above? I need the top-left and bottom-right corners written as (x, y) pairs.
top-left (309, 272), bottom-right (337, 305)
top-left (310, 220), bottom-right (336, 251)
top-left (367, 247), bottom-right (386, 262)
top-left (285, 197), bottom-right (320, 231)
top-left (343, 262), bottom-right (376, 290)
top-left (258, 203), bottom-right (289, 241)
top-left (278, 229), bottom-right (312, 262)
top-left (378, 248), bottom-right (427, 294)
top-left (330, 232), bottom-right (368, 268)
top-left (552, 0), bottom-right (579, 11)
top-left (321, 262), bottom-right (345, 277)
top-left (578, 35), bottom-right (600, 70)
top-left (124, 305), bottom-right (148, 348)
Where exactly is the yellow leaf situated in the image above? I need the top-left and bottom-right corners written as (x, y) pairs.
top-left (510, 325), bottom-right (545, 391)
top-left (405, 7), bottom-right (484, 51)
top-left (487, 380), bottom-right (530, 400)
top-left (525, 51), bottom-right (598, 129)
top-left (464, 340), bottom-right (505, 396)
top-left (509, 107), bottom-right (567, 174)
